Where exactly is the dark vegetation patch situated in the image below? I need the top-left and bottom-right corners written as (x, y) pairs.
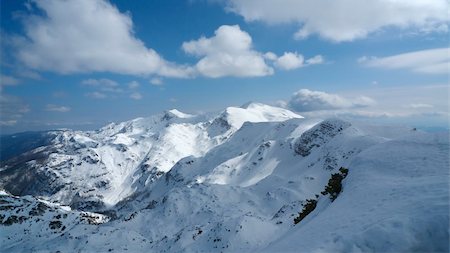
top-left (321, 167), bottom-right (348, 201)
top-left (293, 199), bottom-right (317, 225)
top-left (49, 220), bottom-right (62, 230)
top-left (293, 167), bottom-right (349, 225)
top-left (29, 202), bottom-right (49, 216)
top-left (1, 215), bottom-right (27, 226)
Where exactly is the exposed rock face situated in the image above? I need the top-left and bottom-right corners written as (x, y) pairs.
top-left (294, 119), bottom-right (351, 157)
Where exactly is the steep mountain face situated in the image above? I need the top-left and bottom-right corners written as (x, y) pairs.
top-left (0, 103), bottom-right (302, 211)
top-left (0, 103), bottom-right (448, 253)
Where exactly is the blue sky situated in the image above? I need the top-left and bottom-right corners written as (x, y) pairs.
top-left (1, 0), bottom-right (449, 134)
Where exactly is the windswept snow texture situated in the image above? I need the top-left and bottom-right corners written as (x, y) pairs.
top-left (0, 103), bottom-right (448, 253)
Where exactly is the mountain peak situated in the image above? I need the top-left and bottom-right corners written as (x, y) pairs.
top-left (223, 103), bottom-right (303, 129)
top-left (164, 109), bottom-right (194, 119)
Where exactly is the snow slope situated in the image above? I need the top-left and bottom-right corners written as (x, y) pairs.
top-left (0, 103), bottom-right (448, 252)
top-left (263, 131), bottom-right (449, 253)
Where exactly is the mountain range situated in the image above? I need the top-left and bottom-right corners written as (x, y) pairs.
top-left (1, 103), bottom-right (448, 252)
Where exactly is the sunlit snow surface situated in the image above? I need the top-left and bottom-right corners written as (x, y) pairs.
top-left (0, 103), bottom-right (448, 252)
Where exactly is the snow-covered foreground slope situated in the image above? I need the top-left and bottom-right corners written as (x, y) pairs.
top-left (0, 103), bottom-right (448, 252)
top-left (263, 131), bottom-right (449, 253)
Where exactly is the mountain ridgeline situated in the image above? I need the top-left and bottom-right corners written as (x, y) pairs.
top-left (1, 103), bottom-right (448, 252)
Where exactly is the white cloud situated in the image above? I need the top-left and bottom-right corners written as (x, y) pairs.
top-left (265, 52), bottom-right (324, 70)
top-left (15, 0), bottom-right (192, 77)
top-left (45, 104), bottom-right (71, 112)
top-left (86, 91), bottom-right (107, 99)
top-left (275, 52), bottom-right (304, 70)
top-left (263, 52), bottom-right (278, 61)
top-left (287, 89), bottom-right (375, 112)
top-left (306, 55), bottom-right (324, 65)
top-left (130, 92), bottom-right (143, 100)
top-left (128, 81), bottom-right (140, 89)
top-left (183, 25), bottom-right (321, 75)
top-left (13, 1), bottom-right (327, 79)
top-left (359, 48), bottom-right (449, 75)
top-left (225, 0), bottom-right (450, 42)
top-left (150, 77), bottom-right (163, 85)
top-left (182, 25), bottom-right (273, 77)
top-left (286, 85), bottom-right (448, 128)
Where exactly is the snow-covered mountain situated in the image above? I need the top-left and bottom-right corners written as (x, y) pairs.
top-left (0, 103), bottom-right (301, 210)
top-left (0, 103), bottom-right (448, 252)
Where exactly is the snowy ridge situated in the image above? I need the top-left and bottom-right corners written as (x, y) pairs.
top-left (0, 103), bottom-right (448, 252)
top-left (223, 102), bottom-right (303, 129)
top-left (0, 103), bottom-right (302, 209)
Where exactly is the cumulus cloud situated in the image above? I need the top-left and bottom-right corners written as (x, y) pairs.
top-left (45, 104), bottom-right (71, 112)
top-left (287, 89), bottom-right (375, 112)
top-left (272, 52), bottom-right (324, 70)
top-left (182, 25), bottom-right (274, 77)
top-left (15, 0), bottom-right (192, 77)
top-left (359, 48), bottom-right (449, 75)
top-left (182, 25), bottom-right (322, 76)
top-left (12, 0), bottom-right (326, 79)
top-left (263, 52), bottom-right (278, 61)
top-left (284, 85), bottom-right (448, 128)
top-left (225, 0), bottom-right (450, 42)
top-left (275, 52), bottom-right (304, 70)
